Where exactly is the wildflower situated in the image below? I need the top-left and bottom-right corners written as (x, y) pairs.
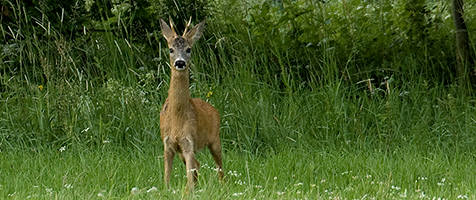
top-left (417, 190), bottom-right (426, 198)
top-left (294, 182), bottom-right (303, 186)
top-left (457, 195), bottom-right (468, 199)
top-left (131, 187), bottom-right (139, 194)
top-left (147, 187), bottom-right (158, 193)
top-left (227, 170), bottom-right (240, 177)
top-left (233, 192), bottom-right (243, 196)
top-left (98, 190), bottom-right (107, 197)
top-left (45, 188), bottom-right (53, 195)
top-left (59, 146), bottom-right (66, 152)
top-left (341, 171), bottom-right (351, 175)
top-left (207, 91), bottom-right (213, 98)
top-left (400, 189), bottom-right (408, 198)
top-left (277, 191), bottom-right (285, 195)
top-left (274, 177), bottom-right (278, 180)
top-left (38, 85), bottom-right (44, 91)
top-left (187, 168), bottom-right (198, 173)
top-left (418, 177), bottom-right (428, 180)
top-left (438, 178), bottom-right (446, 186)
top-left (235, 180), bottom-right (245, 185)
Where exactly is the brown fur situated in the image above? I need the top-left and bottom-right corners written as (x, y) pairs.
top-left (159, 18), bottom-right (224, 190)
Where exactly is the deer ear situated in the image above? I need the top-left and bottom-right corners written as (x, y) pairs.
top-left (185, 20), bottom-right (206, 45)
top-left (160, 18), bottom-right (176, 42)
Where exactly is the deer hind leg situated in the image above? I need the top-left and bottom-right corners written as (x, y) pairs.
top-left (209, 142), bottom-right (224, 182)
top-left (163, 137), bottom-right (176, 187)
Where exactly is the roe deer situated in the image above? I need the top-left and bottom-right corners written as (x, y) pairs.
top-left (159, 18), bottom-right (224, 190)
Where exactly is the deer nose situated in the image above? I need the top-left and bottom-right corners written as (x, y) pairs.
top-left (174, 60), bottom-right (186, 69)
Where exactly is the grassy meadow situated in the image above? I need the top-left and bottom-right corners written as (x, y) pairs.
top-left (2, 0), bottom-right (476, 199)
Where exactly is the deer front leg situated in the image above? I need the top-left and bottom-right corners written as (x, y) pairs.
top-left (179, 138), bottom-right (198, 190)
top-left (163, 137), bottom-right (176, 187)
top-left (180, 153), bottom-right (201, 172)
top-left (184, 151), bottom-right (198, 188)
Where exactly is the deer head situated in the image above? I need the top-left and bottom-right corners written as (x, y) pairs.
top-left (160, 18), bottom-right (205, 71)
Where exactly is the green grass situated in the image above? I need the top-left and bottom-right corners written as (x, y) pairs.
top-left (1, 145), bottom-right (475, 199)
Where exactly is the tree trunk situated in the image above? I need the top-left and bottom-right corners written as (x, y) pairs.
top-left (452, 0), bottom-right (474, 86)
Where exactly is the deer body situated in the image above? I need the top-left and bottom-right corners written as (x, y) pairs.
top-left (159, 18), bottom-right (224, 189)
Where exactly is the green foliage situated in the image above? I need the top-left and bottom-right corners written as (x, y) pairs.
top-left (1, 0), bottom-right (476, 153)
top-left (146, 0), bottom-right (209, 31)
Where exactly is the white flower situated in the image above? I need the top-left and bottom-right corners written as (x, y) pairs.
top-left (59, 146), bottom-right (66, 152)
top-left (437, 178), bottom-right (446, 186)
top-left (399, 189), bottom-right (407, 198)
top-left (97, 190), bottom-right (106, 197)
top-left (227, 170), bottom-right (240, 177)
top-left (187, 168), bottom-right (198, 173)
top-left (45, 188), bottom-right (53, 194)
top-left (391, 185), bottom-right (401, 190)
top-left (418, 177), bottom-right (428, 181)
top-left (131, 187), bottom-right (139, 194)
top-left (235, 180), bottom-right (245, 185)
top-left (147, 187), bottom-right (158, 193)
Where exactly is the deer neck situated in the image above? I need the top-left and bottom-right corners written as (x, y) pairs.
top-left (168, 69), bottom-right (192, 112)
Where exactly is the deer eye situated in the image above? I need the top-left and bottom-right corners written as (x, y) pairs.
top-left (186, 48), bottom-right (191, 53)
top-left (169, 48), bottom-right (174, 53)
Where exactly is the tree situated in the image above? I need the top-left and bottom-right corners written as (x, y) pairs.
top-left (451, 0), bottom-right (474, 86)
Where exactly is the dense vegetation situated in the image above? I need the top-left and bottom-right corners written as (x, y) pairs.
top-left (1, 0), bottom-right (476, 198)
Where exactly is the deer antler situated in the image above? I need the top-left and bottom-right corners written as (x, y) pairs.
top-left (183, 16), bottom-right (192, 36)
top-left (168, 16), bottom-right (176, 35)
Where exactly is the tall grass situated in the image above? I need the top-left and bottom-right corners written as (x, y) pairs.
top-left (1, 0), bottom-right (476, 153)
